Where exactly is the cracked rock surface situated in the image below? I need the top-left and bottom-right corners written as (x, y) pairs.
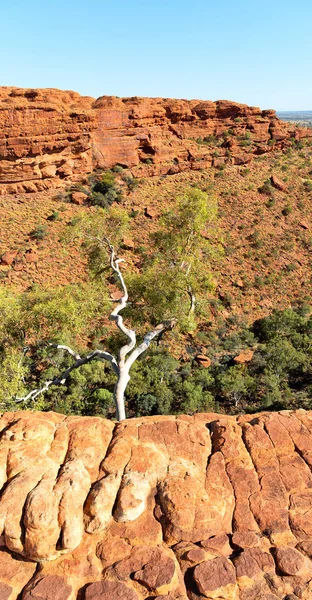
top-left (1, 410), bottom-right (312, 599)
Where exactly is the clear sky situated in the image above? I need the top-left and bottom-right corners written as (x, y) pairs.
top-left (1, 0), bottom-right (312, 110)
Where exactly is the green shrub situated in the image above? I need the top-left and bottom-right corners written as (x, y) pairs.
top-left (112, 164), bottom-right (124, 173)
top-left (47, 211), bottom-right (59, 222)
top-left (93, 171), bottom-right (116, 195)
top-left (286, 263), bottom-right (297, 272)
top-left (203, 135), bottom-right (217, 144)
top-left (303, 180), bottom-right (312, 192)
top-left (30, 225), bottom-right (47, 240)
top-left (122, 173), bottom-right (139, 192)
top-left (88, 191), bottom-right (114, 208)
top-left (282, 204), bottom-right (292, 216)
top-left (89, 171), bottom-right (123, 208)
top-left (258, 180), bottom-right (274, 196)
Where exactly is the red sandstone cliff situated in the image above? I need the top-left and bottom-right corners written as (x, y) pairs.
top-left (1, 410), bottom-right (312, 599)
top-left (1, 87), bottom-right (310, 194)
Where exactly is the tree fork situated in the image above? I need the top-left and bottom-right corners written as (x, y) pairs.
top-left (15, 239), bottom-right (176, 421)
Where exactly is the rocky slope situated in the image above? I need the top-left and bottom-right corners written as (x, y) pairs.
top-left (1, 87), bottom-right (310, 194)
top-left (1, 410), bottom-right (312, 598)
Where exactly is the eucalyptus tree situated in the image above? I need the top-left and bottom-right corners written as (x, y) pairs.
top-left (129, 187), bottom-right (221, 330)
top-left (15, 239), bottom-right (175, 421)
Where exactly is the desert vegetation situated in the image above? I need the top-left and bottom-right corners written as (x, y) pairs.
top-left (1, 275), bottom-right (312, 418)
top-left (1, 138), bottom-right (312, 419)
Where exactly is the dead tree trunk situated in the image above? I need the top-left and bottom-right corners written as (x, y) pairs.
top-left (15, 239), bottom-right (175, 421)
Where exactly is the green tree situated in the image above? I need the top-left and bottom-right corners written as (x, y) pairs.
top-left (218, 365), bottom-right (255, 408)
top-left (129, 187), bottom-right (221, 331)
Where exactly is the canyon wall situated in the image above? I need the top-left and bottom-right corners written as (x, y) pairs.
top-left (1, 410), bottom-right (312, 598)
top-left (1, 87), bottom-right (310, 194)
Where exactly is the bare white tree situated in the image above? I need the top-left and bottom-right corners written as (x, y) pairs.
top-left (15, 239), bottom-right (175, 421)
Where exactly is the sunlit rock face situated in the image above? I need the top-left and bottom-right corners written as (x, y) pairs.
top-left (1, 410), bottom-right (312, 598)
top-left (2, 86), bottom-right (310, 194)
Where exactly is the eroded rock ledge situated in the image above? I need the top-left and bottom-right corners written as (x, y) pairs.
top-left (1, 87), bottom-right (311, 194)
top-left (1, 411), bottom-right (312, 599)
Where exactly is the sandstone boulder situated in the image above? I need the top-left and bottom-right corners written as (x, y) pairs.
top-left (271, 174), bottom-right (287, 191)
top-left (71, 191), bottom-right (88, 205)
top-left (1, 250), bottom-right (17, 265)
top-left (233, 349), bottom-right (254, 364)
top-left (195, 354), bottom-right (211, 368)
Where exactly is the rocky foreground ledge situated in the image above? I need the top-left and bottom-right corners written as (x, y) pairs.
top-left (1, 410), bottom-right (312, 599)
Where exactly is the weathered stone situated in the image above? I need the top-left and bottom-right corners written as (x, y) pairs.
top-left (1, 410), bottom-right (312, 599)
top-left (96, 536), bottom-right (132, 564)
top-left (71, 191), bottom-right (88, 205)
top-left (195, 354), bottom-right (211, 368)
top-left (299, 220), bottom-right (309, 229)
top-left (234, 349), bottom-right (254, 364)
top-left (193, 557), bottom-right (236, 595)
top-left (211, 419), bottom-right (260, 534)
top-left (232, 531), bottom-right (260, 548)
top-left (23, 576), bottom-right (72, 600)
top-left (1, 251), bottom-right (17, 265)
top-left (200, 534), bottom-right (232, 556)
top-left (0, 583), bottom-right (12, 600)
top-left (145, 206), bottom-right (159, 219)
top-left (271, 174), bottom-right (287, 191)
top-left (0, 547), bottom-right (36, 598)
top-left (234, 153), bottom-right (251, 165)
top-left (133, 547), bottom-right (176, 592)
top-left (25, 249), bottom-right (38, 263)
top-left (84, 580), bottom-right (138, 600)
top-left (122, 237), bottom-right (135, 250)
top-left (185, 548), bottom-right (206, 563)
top-left (275, 546), bottom-right (305, 575)
top-left (234, 547), bottom-right (275, 578)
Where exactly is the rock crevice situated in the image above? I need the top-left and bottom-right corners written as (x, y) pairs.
top-left (0, 410), bottom-right (312, 599)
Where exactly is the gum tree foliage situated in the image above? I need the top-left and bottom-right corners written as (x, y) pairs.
top-left (128, 187), bottom-right (222, 331)
top-left (0, 282), bottom-right (111, 407)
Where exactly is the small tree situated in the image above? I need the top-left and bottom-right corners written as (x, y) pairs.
top-left (15, 239), bottom-right (175, 421)
top-left (218, 365), bottom-right (255, 408)
top-left (129, 187), bottom-right (221, 330)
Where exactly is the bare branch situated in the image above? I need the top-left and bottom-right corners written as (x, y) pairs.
top-left (188, 286), bottom-right (196, 314)
top-left (48, 343), bottom-right (81, 361)
top-left (125, 319), bottom-right (176, 370)
top-left (102, 238), bottom-right (136, 366)
top-left (14, 348), bottom-right (119, 404)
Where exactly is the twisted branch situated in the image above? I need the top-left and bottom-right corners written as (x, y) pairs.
top-left (15, 347), bottom-right (119, 404)
top-left (13, 238), bottom-right (176, 420)
top-left (103, 238), bottom-right (136, 366)
top-left (125, 319), bottom-right (176, 369)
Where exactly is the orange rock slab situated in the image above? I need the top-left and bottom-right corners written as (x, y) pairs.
top-left (0, 410), bottom-right (311, 599)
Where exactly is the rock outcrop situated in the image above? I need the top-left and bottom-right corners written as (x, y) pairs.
top-left (1, 410), bottom-right (312, 598)
top-left (1, 87), bottom-right (311, 194)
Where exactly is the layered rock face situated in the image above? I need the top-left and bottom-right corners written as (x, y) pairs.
top-left (1, 87), bottom-right (309, 193)
top-left (1, 411), bottom-right (312, 598)
top-left (0, 88), bottom-right (96, 193)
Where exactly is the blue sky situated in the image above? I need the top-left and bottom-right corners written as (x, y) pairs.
top-left (1, 0), bottom-right (311, 110)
